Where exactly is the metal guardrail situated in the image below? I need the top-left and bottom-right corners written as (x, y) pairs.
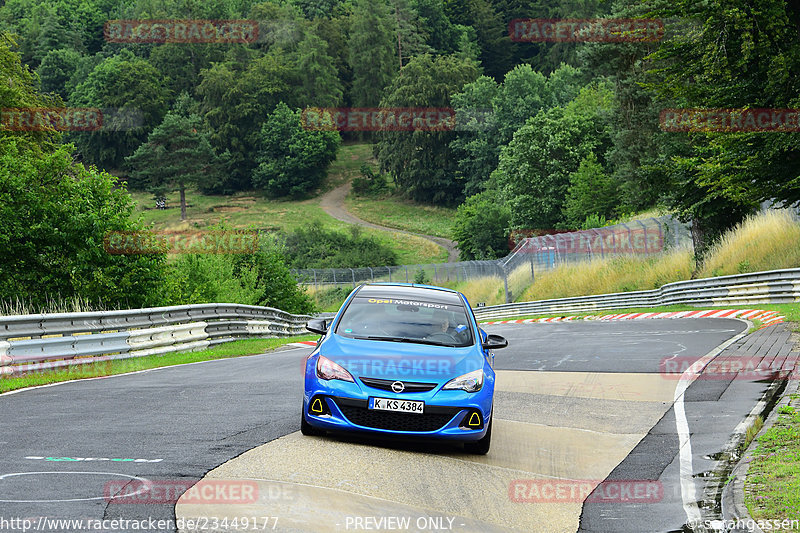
top-left (472, 268), bottom-right (800, 321)
top-left (0, 304), bottom-right (312, 376)
top-left (3, 268), bottom-right (798, 377)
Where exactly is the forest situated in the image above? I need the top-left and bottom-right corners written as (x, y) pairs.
top-left (1, 0), bottom-right (800, 309)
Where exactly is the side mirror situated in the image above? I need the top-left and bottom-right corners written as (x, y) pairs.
top-left (482, 334), bottom-right (508, 350)
top-left (306, 319), bottom-right (328, 336)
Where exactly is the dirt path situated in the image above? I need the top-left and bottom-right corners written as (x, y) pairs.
top-left (319, 181), bottom-right (460, 263)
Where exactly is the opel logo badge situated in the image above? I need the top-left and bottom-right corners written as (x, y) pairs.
top-left (391, 381), bottom-right (405, 393)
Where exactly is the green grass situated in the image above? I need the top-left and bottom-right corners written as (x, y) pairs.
top-left (744, 394), bottom-right (800, 526)
top-left (324, 142), bottom-right (375, 192)
top-left (345, 194), bottom-right (456, 239)
top-left (128, 143), bottom-right (447, 265)
top-left (0, 336), bottom-right (316, 394)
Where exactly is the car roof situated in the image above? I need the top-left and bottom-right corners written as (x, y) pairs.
top-left (355, 283), bottom-right (465, 306)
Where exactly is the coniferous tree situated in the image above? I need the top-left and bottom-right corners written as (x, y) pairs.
top-left (348, 0), bottom-right (397, 106)
top-left (126, 103), bottom-right (222, 220)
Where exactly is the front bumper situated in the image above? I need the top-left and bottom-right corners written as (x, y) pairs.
top-left (303, 381), bottom-right (493, 442)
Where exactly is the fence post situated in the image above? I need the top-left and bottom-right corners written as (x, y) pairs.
top-left (530, 256), bottom-right (535, 283)
top-left (637, 220), bottom-right (649, 254)
top-left (621, 223), bottom-right (633, 254)
top-left (388, 266), bottom-right (392, 282)
top-left (499, 264), bottom-right (511, 303)
top-left (312, 269), bottom-right (317, 290)
top-left (351, 268), bottom-right (355, 288)
top-left (405, 266), bottom-right (408, 283)
top-left (368, 267), bottom-right (373, 282)
top-left (333, 270), bottom-right (336, 286)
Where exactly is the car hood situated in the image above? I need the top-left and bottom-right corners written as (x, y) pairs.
top-left (318, 334), bottom-right (484, 383)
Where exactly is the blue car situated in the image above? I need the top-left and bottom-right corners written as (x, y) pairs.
top-left (301, 283), bottom-right (508, 454)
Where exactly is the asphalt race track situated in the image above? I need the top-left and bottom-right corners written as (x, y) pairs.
top-left (1, 318), bottom-right (769, 533)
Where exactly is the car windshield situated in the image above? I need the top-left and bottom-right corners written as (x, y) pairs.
top-left (335, 296), bottom-right (474, 347)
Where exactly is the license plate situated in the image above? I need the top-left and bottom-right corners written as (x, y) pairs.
top-left (370, 397), bottom-right (424, 414)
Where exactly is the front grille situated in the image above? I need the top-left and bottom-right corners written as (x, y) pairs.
top-left (334, 399), bottom-right (460, 432)
top-left (360, 377), bottom-right (437, 393)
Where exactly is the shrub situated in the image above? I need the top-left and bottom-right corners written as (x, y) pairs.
top-left (282, 222), bottom-right (398, 269)
top-left (252, 102), bottom-right (340, 198)
top-left (169, 233), bottom-right (315, 314)
top-left (452, 191), bottom-right (511, 260)
top-left (351, 163), bottom-right (390, 197)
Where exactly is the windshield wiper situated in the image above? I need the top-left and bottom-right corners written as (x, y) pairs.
top-left (360, 335), bottom-right (452, 347)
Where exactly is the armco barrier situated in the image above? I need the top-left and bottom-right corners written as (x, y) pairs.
top-left (473, 268), bottom-right (800, 321)
top-left (2, 268), bottom-right (798, 377)
top-left (0, 304), bottom-right (312, 377)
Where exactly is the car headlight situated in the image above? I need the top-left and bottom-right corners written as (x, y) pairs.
top-left (316, 355), bottom-right (354, 382)
top-left (442, 369), bottom-right (484, 392)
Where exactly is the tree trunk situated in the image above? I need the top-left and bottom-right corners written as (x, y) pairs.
top-left (179, 183), bottom-right (187, 221)
top-left (690, 217), bottom-right (706, 277)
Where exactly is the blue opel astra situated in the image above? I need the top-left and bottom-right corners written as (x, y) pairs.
top-left (301, 283), bottom-right (507, 454)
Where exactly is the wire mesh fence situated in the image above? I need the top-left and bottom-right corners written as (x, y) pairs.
top-left (291, 216), bottom-right (692, 301)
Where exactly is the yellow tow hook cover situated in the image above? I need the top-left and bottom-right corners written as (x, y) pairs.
top-left (311, 398), bottom-right (324, 413)
top-left (468, 412), bottom-right (481, 426)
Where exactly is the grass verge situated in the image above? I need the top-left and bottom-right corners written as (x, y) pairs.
top-left (128, 143), bottom-right (448, 265)
top-left (0, 336), bottom-right (317, 394)
top-left (345, 194), bottom-right (456, 239)
top-left (744, 394), bottom-right (800, 525)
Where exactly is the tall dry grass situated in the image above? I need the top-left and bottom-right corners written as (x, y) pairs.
top-left (296, 210), bottom-right (800, 311)
top-left (699, 210), bottom-right (800, 277)
top-left (452, 276), bottom-right (506, 306)
top-left (0, 295), bottom-right (104, 316)
top-left (520, 247), bottom-right (694, 301)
